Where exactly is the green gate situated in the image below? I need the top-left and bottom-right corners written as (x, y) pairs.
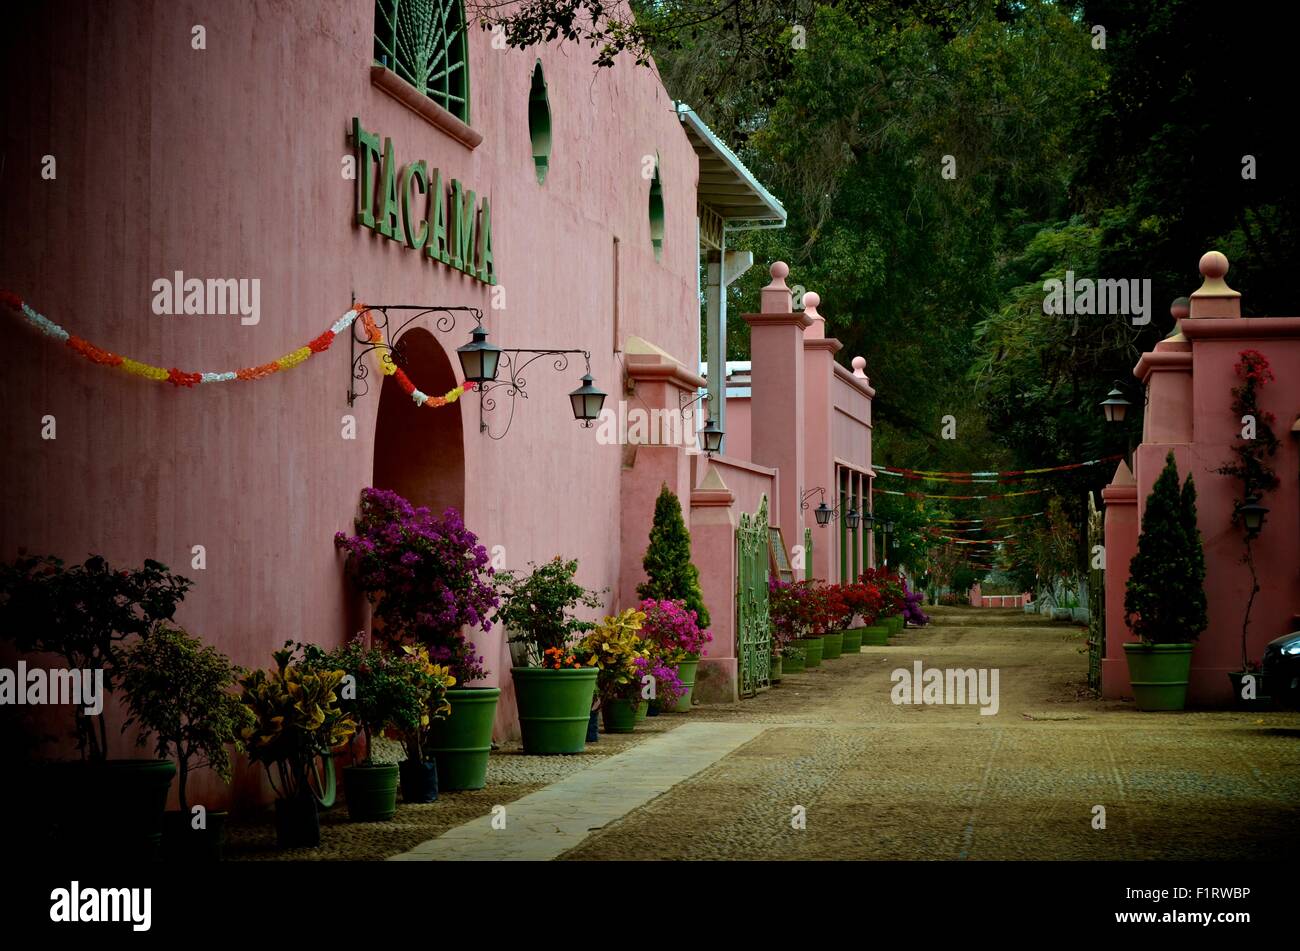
top-left (737, 495), bottom-right (772, 697)
top-left (1087, 494), bottom-right (1105, 692)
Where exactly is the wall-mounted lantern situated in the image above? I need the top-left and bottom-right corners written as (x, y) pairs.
top-left (456, 323), bottom-right (503, 385)
top-left (568, 374), bottom-right (607, 427)
top-left (1239, 495), bottom-right (1269, 537)
top-left (700, 418), bottom-right (725, 455)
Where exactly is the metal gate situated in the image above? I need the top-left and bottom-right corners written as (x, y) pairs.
top-left (1087, 493), bottom-right (1105, 692)
top-left (737, 495), bottom-right (772, 697)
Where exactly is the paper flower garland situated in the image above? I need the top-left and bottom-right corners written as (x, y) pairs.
top-left (1, 290), bottom-right (469, 408)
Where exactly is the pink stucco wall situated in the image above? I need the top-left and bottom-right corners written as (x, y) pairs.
top-left (1, 1), bottom-right (700, 808)
top-left (1103, 253), bottom-right (1300, 705)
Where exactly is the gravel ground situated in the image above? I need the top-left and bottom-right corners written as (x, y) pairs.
top-left (561, 607), bottom-right (1300, 861)
top-left (226, 715), bottom-right (683, 861)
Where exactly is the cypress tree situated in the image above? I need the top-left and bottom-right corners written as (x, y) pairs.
top-left (1177, 472), bottom-right (1208, 638)
top-left (637, 484), bottom-right (711, 629)
top-left (1124, 452), bottom-right (1205, 643)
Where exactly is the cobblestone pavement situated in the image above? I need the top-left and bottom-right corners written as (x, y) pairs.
top-left (561, 608), bottom-right (1300, 860)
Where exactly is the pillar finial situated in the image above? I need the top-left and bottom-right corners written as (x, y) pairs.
top-left (852, 355), bottom-right (868, 380)
top-left (761, 261), bottom-right (792, 314)
top-left (1189, 250), bottom-right (1240, 318)
top-left (802, 291), bottom-right (824, 338)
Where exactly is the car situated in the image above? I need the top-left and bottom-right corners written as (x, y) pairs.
top-left (1261, 630), bottom-right (1300, 709)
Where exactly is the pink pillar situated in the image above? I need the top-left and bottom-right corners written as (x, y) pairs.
top-left (743, 263), bottom-right (811, 546)
top-left (801, 291), bottom-right (841, 582)
top-left (968, 582), bottom-right (981, 607)
top-left (690, 466), bottom-right (738, 703)
top-left (619, 353), bottom-right (704, 611)
top-left (1102, 460), bottom-right (1139, 698)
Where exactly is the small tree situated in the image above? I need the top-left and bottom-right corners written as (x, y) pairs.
top-left (637, 485), bottom-right (710, 628)
top-left (1124, 453), bottom-right (1207, 644)
top-left (120, 626), bottom-right (253, 815)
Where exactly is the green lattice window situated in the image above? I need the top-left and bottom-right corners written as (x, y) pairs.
top-left (374, 0), bottom-right (470, 123)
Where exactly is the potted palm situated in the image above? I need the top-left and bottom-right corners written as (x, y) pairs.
top-left (239, 643), bottom-right (356, 847)
top-left (120, 625), bottom-right (253, 861)
top-left (335, 488), bottom-right (500, 790)
top-left (0, 554), bottom-right (192, 860)
top-left (495, 557), bottom-right (604, 753)
top-left (1123, 453), bottom-right (1207, 711)
top-left (576, 609), bottom-right (650, 733)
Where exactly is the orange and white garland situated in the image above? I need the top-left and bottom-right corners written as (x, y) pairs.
top-left (0, 291), bottom-right (468, 409)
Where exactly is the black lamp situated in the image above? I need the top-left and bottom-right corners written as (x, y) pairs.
top-left (845, 508), bottom-right (861, 530)
top-left (861, 510), bottom-right (875, 531)
top-left (885, 520), bottom-right (896, 534)
top-left (700, 418), bottom-right (724, 454)
top-left (814, 502), bottom-right (833, 526)
top-left (457, 323), bottom-right (502, 384)
top-left (1100, 386), bottom-right (1131, 424)
top-left (1240, 495), bottom-right (1269, 535)
top-left (568, 374), bottom-right (607, 425)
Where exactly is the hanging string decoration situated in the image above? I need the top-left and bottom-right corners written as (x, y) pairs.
top-left (2, 292), bottom-right (469, 408)
top-left (873, 456), bottom-right (1122, 483)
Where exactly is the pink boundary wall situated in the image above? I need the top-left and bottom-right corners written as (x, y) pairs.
top-left (966, 583), bottom-right (1031, 608)
top-left (1102, 252), bottom-right (1300, 705)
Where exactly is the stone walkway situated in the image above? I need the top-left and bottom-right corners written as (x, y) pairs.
top-left (388, 607), bottom-right (1300, 860)
top-left (389, 721), bottom-right (763, 860)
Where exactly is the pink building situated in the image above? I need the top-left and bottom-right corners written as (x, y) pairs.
top-left (1, 1), bottom-right (875, 810)
top-left (1103, 252), bottom-right (1300, 705)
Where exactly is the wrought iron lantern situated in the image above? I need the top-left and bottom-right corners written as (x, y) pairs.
top-left (456, 323), bottom-right (502, 384)
top-left (814, 501), bottom-right (833, 526)
top-left (700, 418), bottom-right (725, 454)
top-left (1100, 385), bottom-right (1131, 424)
top-left (1239, 495), bottom-right (1269, 536)
top-left (568, 374), bottom-right (606, 426)
top-left (845, 508), bottom-right (861, 530)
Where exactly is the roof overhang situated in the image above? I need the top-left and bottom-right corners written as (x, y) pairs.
top-left (676, 103), bottom-right (786, 228)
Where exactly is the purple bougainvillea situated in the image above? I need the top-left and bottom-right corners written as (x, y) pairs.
top-left (334, 487), bottom-right (497, 682)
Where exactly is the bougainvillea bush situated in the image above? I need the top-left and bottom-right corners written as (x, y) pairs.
top-left (639, 598), bottom-right (712, 663)
top-left (635, 653), bottom-right (687, 708)
top-left (903, 585), bottom-right (930, 626)
top-left (839, 581), bottom-right (885, 626)
top-left (860, 567), bottom-right (906, 616)
top-left (334, 487), bottom-right (497, 683)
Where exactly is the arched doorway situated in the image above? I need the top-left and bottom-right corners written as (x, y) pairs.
top-left (372, 327), bottom-right (466, 516)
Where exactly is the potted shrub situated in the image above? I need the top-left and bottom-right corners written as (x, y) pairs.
top-left (1216, 349), bottom-right (1281, 708)
top-left (239, 644), bottom-right (357, 847)
top-left (863, 568), bottom-right (907, 636)
top-left (637, 652), bottom-right (687, 715)
top-left (833, 583), bottom-right (864, 653)
top-left (335, 488), bottom-right (500, 790)
top-left (0, 554), bottom-right (192, 859)
top-left (576, 609), bottom-right (650, 733)
top-left (1123, 453), bottom-right (1208, 711)
top-left (769, 578), bottom-right (822, 667)
top-left (639, 598), bottom-right (712, 711)
top-left (637, 484), bottom-right (711, 628)
top-left (842, 580), bottom-right (887, 645)
top-left (815, 583), bottom-right (849, 658)
top-left (120, 625), bottom-right (253, 861)
top-left (392, 645), bottom-right (455, 802)
top-left (494, 557), bottom-right (604, 753)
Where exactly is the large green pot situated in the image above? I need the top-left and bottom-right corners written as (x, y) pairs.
top-left (884, 615), bottom-right (905, 636)
top-left (1123, 643), bottom-right (1194, 711)
top-left (821, 630), bottom-right (844, 659)
top-left (425, 687), bottom-right (500, 790)
top-left (782, 651), bottom-right (806, 673)
top-left (770, 655), bottom-right (783, 683)
top-left (343, 763), bottom-right (399, 821)
top-left (840, 629), bottom-right (863, 653)
top-left (37, 759), bottom-right (177, 860)
top-left (673, 658), bottom-right (701, 711)
top-left (860, 624), bottom-right (890, 646)
top-left (511, 667), bottom-right (598, 754)
top-left (796, 636), bottom-right (823, 667)
top-left (602, 698), bottom-right (646, 733)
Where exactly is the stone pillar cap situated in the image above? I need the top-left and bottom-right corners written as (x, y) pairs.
top-left (761, 261), bottom-right (793, 314)
top-left (1189, 250), bottom-right (1240, 318)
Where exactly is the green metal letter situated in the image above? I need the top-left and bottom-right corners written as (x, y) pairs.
top-left (402, 161), bottom-right (429, 251)
top-left (426, 169), bottom-right (450, 265)
top-left (375, 138), bottom-right (401, 240)
top-left (352, 117), bottom-right (381, 230)
top-left (476, 197), bottom-right (494, 284)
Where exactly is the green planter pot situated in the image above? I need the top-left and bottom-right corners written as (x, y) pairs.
top-left (343, 763), bottom-right (399, 822)
top-left (821, 630), bottom-right (844, 659)
top-left (636, 697), bottom-right (649, 721)
top-left (782, 651), bottom-right (806, 673)
top-left (884, 615), bottom-right (905, 636)
top-left (673, 658), bottom-right (701, 712)
top-left (796, 636), bottom-right (823, 668)
top-left (860, 624), bottom-right (890, 646)
top-left (1227, 671), bottom-right (1272, 710)
top-left (36, 759), bottom-right (177, 860)
top-left (1123, 643), bottom-right (1194, 711)
top-left (840, 629), bottom-right (863, 653)
top-left (425, 687), bottom-right (500, 790)
top-left (602, 698), bottom-right (646, 734)
top-left (511, 667), bottom-right (598, 754)
top-left (770, 655), bottom-right (783, 683)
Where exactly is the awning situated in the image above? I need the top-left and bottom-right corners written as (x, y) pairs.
top-left (676, 103), bottom-right (786, 227)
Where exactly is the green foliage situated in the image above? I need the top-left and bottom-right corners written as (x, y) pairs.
top-left (1124, 453), bottom-right (1207, 644)
top-left (637, 485), bottom-right (711, 628)
top-left (120, 626), bottom-right (253, 814)
top-left (494, 557), bottom-right (606, 665)
top-left (0, 554), bottom-right (192, 761)
top-left (575, 609), bottom-right (649, 702)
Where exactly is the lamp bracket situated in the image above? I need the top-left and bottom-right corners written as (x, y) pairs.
top-left (478, 348), bottom-right (593, 440)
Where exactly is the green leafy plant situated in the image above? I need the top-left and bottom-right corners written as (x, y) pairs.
top-left (575, 609), bottom-right (649, 703)
top-left (238, 643), bottom-right (356, 801)
top-left (0, 554), bottom-right (192, 761)
top-left (637, 484), bottom-right (711, 628)
top-left (493, 557), bottom-right (606, 666)
top-left (1124, 453), bottom-right (1207, 644)
top-left (120, 625), bottom-right (253, 815)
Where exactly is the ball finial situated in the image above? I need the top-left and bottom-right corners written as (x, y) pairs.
top-left (1170, 296), bottom-right (1190, 320)
top-left (803, 291), bottom-right (820, 311)
top-left (851, 356), bottom-right (866, 372)
top-left (1199, 251), bottom-right (1229, 279)
top-left (770, 261), bottom-right (790, 281)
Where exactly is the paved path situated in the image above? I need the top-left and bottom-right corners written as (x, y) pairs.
top-left (394, 607), bottom-right (1300, 860)
top-left (389, 722), bottom-right (763, 860)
